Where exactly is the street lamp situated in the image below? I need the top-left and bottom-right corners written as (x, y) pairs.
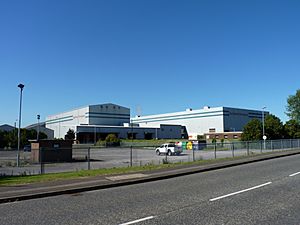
top-left (37, 114), bottom-right (40, 141)
top-left (262, 106), bottom-right (266, 149)
top-left (17, 83), bottom-right (24, 167)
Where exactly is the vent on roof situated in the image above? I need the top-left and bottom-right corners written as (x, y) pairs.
top-left (186, 108), bottom-right (192, 111)
top-left (203, 106), bottom-right (211, 109)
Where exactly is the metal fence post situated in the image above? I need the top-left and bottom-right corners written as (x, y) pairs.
top-left (214, 142), bottom-right (217, 159)
top-left (192, 146), bottom-right (195, 162)
top-left (281, 139), bottom-right (283, 150)
top-left (232, 142), bottom-right (234, 158)
top-left (87, 147), bottom-right (91, 170)
top-left (165, 147), bottom-right (168, 163)
top-left (260, 141), bottom-right (263, 153)
top-left (271, 140), bottom-right (273, 151)
top-left (40, 147), bottom-right (44, 174)
top-left (247, 141), bottom-right (249, 156)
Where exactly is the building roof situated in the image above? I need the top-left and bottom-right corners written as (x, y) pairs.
top-left (47, 103), bottom-right (129, 118)
top-left (0, 124), bottom-right (15, 132)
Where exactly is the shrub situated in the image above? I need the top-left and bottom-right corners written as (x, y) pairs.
top-left (105, 134), bottom-right (120, 147)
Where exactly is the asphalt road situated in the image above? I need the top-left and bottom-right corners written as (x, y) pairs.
top-left (1, 154), bottom-right (300, 224)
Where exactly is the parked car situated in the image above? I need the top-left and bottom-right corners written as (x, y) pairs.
top-left (23, 145), bottom-right (31, 152)
top-left (155, 143), bottom-right (182, 156)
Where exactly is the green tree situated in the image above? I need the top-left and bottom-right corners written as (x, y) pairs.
top-left (286, 89), bottom-right (300, 123)
top-left (0, 130), bottom-right (9, 148)
top-left (284, 119), bottom-right (300, 139)
top-left (264, 114), bottom-right (284, 140)
top-left (65, 129), bottom-right (75, 140)
top-left (241, 119), bottom-right (262, 141)
top-left (105, 134), bottom-right (120, 146)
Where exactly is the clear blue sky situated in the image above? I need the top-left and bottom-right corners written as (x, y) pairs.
top-left (0, 0), bottom-right (299, 127)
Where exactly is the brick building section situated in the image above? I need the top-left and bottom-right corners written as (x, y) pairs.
top-left (31, 140), bottom-right (73, 163)
top-left (204, 132), bottom-right (243, 140)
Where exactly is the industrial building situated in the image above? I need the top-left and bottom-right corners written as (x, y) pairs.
top-left (132, 106), bottom-right (268, 140)
top-left (45, 103), bottom-right (182, 143)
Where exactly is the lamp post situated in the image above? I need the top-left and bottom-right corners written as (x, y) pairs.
top-left (37, 114), bottom-right (40, 141)
top-left (17, 83), bottom-right (24, 167)
top-left (262, 106), bottom-right (266, 149)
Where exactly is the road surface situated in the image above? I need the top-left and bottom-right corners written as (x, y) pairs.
top-left (1, 154), bottom-right (300, 224)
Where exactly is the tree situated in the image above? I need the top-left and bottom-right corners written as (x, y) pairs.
top-left (286, 89), bottom-right (300, 123)
top-left (65, 129), bottom-right (75, 140)
top-left (105, 134), bottom-right (120, 146)
top-left (264, 114), bottom-right (284, 140)
top-left (0, 130), bottom-right (9, 148)
top-left (284, 119), bottom-right (300, 139)
top-left (241, 119), bottom-right (262, 141)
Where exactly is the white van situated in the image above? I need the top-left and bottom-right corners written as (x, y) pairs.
top-left (155, 143), bottom-right (182, 156)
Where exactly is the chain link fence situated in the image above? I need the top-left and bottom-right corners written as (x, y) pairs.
top-left (1, 139), bottom-right (300, 176)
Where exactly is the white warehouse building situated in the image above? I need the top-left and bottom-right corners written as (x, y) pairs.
top-left (132, 106), bottom-right (268, 139)
top-left (45, 103), bottom-right (182, 143)
top-left (46, 103), bottom-right (130, 139)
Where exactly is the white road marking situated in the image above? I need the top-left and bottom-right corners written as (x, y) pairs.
top-left (119, 216), bottom-right (155, 225)
top-left (289, 171), bottom-right (300, 177)
top-left (209, 182), bottom-right (272, 202)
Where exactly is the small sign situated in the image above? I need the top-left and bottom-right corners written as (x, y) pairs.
top-left (263, 135), bottom-right (267, 140)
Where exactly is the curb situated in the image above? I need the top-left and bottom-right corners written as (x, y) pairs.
top-left (1, 149), bottom-right (300, 204)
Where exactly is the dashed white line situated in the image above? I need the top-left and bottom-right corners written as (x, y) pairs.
top-left (289, 171), bottom-right (300, 177)
top-left (209, 182), bottom-right (272, 202)
top-left (119, 216), bottom-right (155, 225)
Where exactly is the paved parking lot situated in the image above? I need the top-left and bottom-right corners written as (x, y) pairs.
top-left (0, 147), bottom-right (277, 176)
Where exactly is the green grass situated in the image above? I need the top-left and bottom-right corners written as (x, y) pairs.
top-left (0, 163), bottom-right (179, 186)
top-left (0, 151), bottom-right (282, 186)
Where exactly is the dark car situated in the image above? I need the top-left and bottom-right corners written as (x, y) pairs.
top-left (23, 145), bottom-right (31, 152)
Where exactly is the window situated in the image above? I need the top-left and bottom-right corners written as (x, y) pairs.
top-left (215, 135), bottom-right (219, 139)
top-left (224, 135), bottom-right (228, 139)
top-left (209, 128), bottom-right (216, 133)
top-left (234, 135), bottom-right (238, 139)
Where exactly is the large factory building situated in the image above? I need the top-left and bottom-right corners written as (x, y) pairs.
top-left (132, 106), bottom-right (268, 140)
top-left (45, 103), bottom-right (182, 143)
